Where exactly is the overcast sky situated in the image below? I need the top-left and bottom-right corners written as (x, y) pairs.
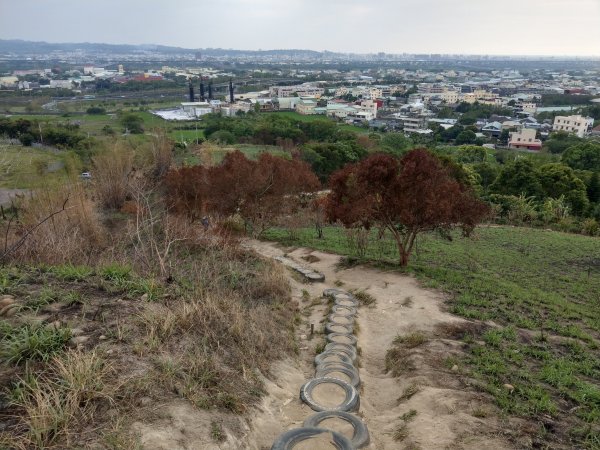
top-left (1, 0), bottom-right (599, 56)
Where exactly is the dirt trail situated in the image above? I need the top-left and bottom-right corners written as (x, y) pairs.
top-left (134, 241), bottom-right (521, 449)
top-left (244, 241), bottom-right (519, 450)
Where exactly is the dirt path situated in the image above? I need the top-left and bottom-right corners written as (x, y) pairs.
top-left (133, 241), bottom-right (523, 449)
top-left (244, 241), bottom-right (520, 450)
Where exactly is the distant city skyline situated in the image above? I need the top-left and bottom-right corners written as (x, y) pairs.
top-left (1, 0), bottom-right (599, 57)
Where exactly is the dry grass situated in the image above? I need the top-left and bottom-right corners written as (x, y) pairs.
top-left (5, 182), bottom-right (105, 265)
top-left (393, 331), bottom-right (428, 348)
top-left (3, 350), bottom-right (113, 449)
top-left (92, 143), bottom-right (134, 210)
top-left (352, 289), bottom-right (377, 307)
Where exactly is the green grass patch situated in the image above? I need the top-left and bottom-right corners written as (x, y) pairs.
top-left (263, 225), bottom-right (600, 444)
top-left (0, 324), bottom-right (71, 364)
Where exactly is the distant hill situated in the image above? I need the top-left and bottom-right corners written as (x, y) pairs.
top-left (0, 39), bottom-right (332, 58)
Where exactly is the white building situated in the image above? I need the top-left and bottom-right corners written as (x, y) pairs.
top-left (552, 115), bottom-right (594, 137)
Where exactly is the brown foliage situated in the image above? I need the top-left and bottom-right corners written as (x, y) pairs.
top-left (165, 151), bottom-right (320, 236)
top-left (92, 144), bottom-right (133, 210)
top-left (326, 149), bottom-right (489, 266)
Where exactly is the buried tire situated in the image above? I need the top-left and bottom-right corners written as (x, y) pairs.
top-left (324, 343), bottom-right (357, 362)
top-left (270, 427), bottom-right (354, 450)
top-left (314, 351), bottom-right (353, 367)
top-left (325, 322), bottom-right (353, 335)
top-left (300, 377), bottom-right (360, 412)
top-left (315, 365), bottom-right (361, 388)
top-left (303, 411), bottom-right (370, 449)
top-left (326, 332), bottom-right (358, 347)
top-left (332, 305), bottom-right (357, 316)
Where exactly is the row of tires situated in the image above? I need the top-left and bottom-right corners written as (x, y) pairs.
top-left (271, 288), bottom-right (370, 449)
top-left (274, 256), bottom-right (326, 282)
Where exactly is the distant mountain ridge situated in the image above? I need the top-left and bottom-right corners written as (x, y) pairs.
top-left (0, 39), bottom-right (332, 57)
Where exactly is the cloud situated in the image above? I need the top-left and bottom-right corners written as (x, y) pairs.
top-left (0, 0), bottom-right (598, 55)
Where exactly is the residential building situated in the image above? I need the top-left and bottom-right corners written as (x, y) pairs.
top-left (552, 114), bottom-right (594, 137)
top-left (296, 98), bottom-right (318, 115)
top-left (508, 128), bottom-right (542, 151)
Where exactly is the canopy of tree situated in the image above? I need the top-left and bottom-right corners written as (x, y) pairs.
top-left (326, 149), bottom-right (489, 266)
top-left (165, 151), bottom-right (320, 236)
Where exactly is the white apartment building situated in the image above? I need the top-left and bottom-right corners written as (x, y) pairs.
top-left (269, 84), bottom-right (324, 98)
top-left (553, 115), bottom-right (594, 137)
top-left (441, 91), bottom-right (460, 104)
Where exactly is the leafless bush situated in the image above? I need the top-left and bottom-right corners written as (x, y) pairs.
top-left (3, 183), bottom-right (105, 265)
top-left (92, 143), bottom-right (133, 210)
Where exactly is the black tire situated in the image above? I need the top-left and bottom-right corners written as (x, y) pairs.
top-left (326, 332), bottom-right (358, 347)
top-left (324, 343), bottom-right (357, 362)
top-left (314, 351), bottom-right (353, 366)
top-left (332, 305), bottom-right (357, 316)
top-left (325, 322), bottom-right (353, 335)
top-left (334, 297), bottom-right (359, 308)
top-left (328, 313), bottom-right (354, 325)
top-left (323, 288), bottom-right (346, 297)
top-left (270, 427), bottom-right (354, 450)
top-left (315, 365), bottom-right (361, 388)
top-left (300, 377), bottom-right (360, 412)
top-left (303, 412), bottom-right (370, 449)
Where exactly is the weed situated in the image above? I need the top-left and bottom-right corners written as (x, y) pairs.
top-left (51, 264), bottom-right (94, 282)
top-left (393, 423), bottom-right (409, 441)
top-left (0, 324), bottom-right (71, 364)
top-left (210, 421), bottom-right (226, 442)
top-left (334, 279), bottom-right (344, 287)
top-left (400, 409), bottom-right (418, 422)
top-left (25, 286), bottom-right (63, 310)
top-left (301, 289), bottom-right (310, 302)
top-left (352, 290), bottom-right (376, 307)
top-left (393, 331), bottom-right (428, 348)
top-left (398, 384), bottom-right (420, 402)
top-left (64, 291), bottom-right (84, 307)
top-left (100, 263), bottom-right (133, 284)
top-left (472, 407), bottom-right (489, 418)
top-left (7, 350), bottom-right (111, 449)
top-left (315, 340), bottom-right (326, 355)
top-left (402, 296), bottom-right (414, 307)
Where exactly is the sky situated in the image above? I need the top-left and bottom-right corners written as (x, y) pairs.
top-left (1, 0), bottom-right (600, 56)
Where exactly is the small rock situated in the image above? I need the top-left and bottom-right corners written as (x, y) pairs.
top-left (503, 383), bottom-right (515, 392)
top-left (300, 334), bottom-right (308, 340)
top-left (0, 296), bottom-right (15, 308)
top-left (99, 335), bottom-right (108, 341)
top-left (70, 328), bottom-right (85, 336)
top-left (451, 364), bottom-right (459, 372)
top-left (47, 320), bottom-right (61, 330)
top-left (140, 293), bottom-right (149, 302)
top-left (69, 336), bottom-right (90, 347)
top-left (106, 349), bottom-right (114, 355)
top-left (139, 397), bottom-right (152, 406)
top-left (3, 305), bottom-right (19, 317)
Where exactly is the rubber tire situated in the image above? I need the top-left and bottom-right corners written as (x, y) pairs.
top-left (303, 412), bottom-right (370, 449)
top-left (324, 343), bottom-right (357, 362)
top-left (270, 427), bottom-right (354, 450)
top-left (300, 377), bottom-right (360, 412)
top-left (334, 298), bottom-right (359, 308)
top-left (323, 288), bottom-right (346, 297)
top-left (315, 360), bottom-right (358, 374)
top-left (325, 322), bottom-right (353, 335)
top-left (328, 313), bottom-right (354, 326)
top-left (332, 305), bottom-right (357, 316)
top-left (314, 351), bottom-right (353, 366)
top-left (315, 365), bottom-right (361, 388)
top-left (326, 332), bottom-right (358, 347)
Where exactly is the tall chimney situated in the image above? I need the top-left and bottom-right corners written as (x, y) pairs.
top-left (199, 77), bottom-right (205, 101)
top-left (188, 81), bottom-right (195, 102)
top-left (229, 79), bottom-right (234, 103)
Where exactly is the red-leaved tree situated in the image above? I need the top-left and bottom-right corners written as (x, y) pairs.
top-left (326, 149), bottom-right (489, 266)
top-left (165, 151), bottom-right (320, 236)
